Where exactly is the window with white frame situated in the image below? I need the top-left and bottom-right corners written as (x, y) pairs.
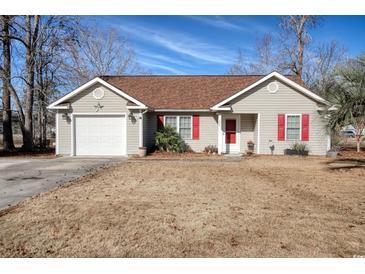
top-left (165, 116), bottom-right (177, 130)
top-left (179, 116), bottom-right (192, 139)
top-left (164, 115), bottom-right (192, 139)
top-left (286, 115), bottom-right (301, 140)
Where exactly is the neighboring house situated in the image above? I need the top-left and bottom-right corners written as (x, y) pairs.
top-left (48, 71), bottom-right (330, 156)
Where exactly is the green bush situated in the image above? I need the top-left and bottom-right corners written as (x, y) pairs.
top-left (291, 142), bottom-right (308, 153)
top-left (155, 125), bottom-right (189, 153)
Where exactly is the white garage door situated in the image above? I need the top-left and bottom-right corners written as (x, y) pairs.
top-left (74, 115), bottom-right (126, 156)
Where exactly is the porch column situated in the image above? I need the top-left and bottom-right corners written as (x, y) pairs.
top-left (138, 111), bottom-right (143, 148)
top-left (217, 113), bottom-right (222, 154)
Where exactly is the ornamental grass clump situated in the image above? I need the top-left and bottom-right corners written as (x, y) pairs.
top-left (291, 142), bottom-right (308, 154)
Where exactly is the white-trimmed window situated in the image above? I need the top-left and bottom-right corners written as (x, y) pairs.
top-left (286, 114), bottom-right (301, 140)
top-left (165, 116), bottom-right (177, 130)
top-left (179, 116), bottom-right (192, 139)
top-left (164, 115), bottom-right (192, 140)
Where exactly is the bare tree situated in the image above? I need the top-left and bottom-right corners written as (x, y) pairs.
top-left (227, 49), bottom-right (249, 75)
top-left (228, 15), bottom-right (346, 97)
top-left (62, 26), bottom-right (141, 89)
top-left (34, 16), bottom-right (79, 147)
top-left (305, 40), bottom-right (346, 94)
top-left (278, 15), bottom-right (321, 79)
top-left (1, 16), bottom-right (41, 151)
top-left (250, 33), bottom-right (285, 74)
top-left (0, 16), bottom-right (15, 150)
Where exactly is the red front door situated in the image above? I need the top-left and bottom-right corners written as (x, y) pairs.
top-left (225, 119), bottom-right (236, 144)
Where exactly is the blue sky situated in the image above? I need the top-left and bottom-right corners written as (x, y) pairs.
top-left (84, 16), bottom-right (365, 75)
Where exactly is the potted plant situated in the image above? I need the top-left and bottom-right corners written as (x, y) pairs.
top-left (247, 140), bottom-right (255, 152)
top-left (138, 147), bottom-right (147, 157)
top-left (284, 142), bottom-right (309, 156)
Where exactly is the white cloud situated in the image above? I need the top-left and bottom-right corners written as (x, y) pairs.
top-left (138, 60), bottom-right (185, 74)
top-left (115, 22), bottom-right (236, 65)
top-left (187, 16), bottom-right (273, 34)
top-left (137, 51), bottom-right (194, 68)
top-left (187, 16), bottom-right (245, 31)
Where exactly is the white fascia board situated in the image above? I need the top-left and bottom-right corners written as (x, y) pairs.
top-left (126, 106), bottom-right (149, 110)
top-left (211, 71), bottom-right (330, 109)
top-left (210, 106), bottom-right (232, 111)
top-left (154, 109), bottom-right (211, 112)
top-left (48, 105), bottom-right (70, 110)
top-left (48, 77), bottom-right (146, 109)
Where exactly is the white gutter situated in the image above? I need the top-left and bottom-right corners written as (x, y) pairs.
top-left (126, 106), bottom-right (148, 110)
top-left (154, 109), bottom-right (211, 112)
top-left (210, 106), bottom-right (232, 111)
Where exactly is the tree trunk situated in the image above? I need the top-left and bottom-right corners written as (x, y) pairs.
top-left (22, 15), bottom-right (40, 151)
top-left (42, 108), bottom-right (47, 147)
top-left (1, 16), bottom-right (15, 150)
top-left (356, 136), bottom-right (361, 153)
top-left (296, 16), bottom-right (307, 79)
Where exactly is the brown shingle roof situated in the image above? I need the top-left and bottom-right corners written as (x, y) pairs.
top-left (101, 75), bottom-right (304, 109)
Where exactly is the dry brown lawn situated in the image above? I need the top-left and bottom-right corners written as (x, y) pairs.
top-left (0, 155), bottom-right (364, 257)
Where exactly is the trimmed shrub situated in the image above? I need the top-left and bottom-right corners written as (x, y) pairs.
top-left (155, 125), bottom-right (189, 153)
top-left (204, 145), bottom-right (218, 154)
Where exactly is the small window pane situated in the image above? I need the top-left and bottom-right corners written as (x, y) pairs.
top-left (165, 116), bottom-right (177, 130)
top-left (179, 116), bottom-right (191, 139)
top-left (180, 128), bottom-right (191, 139)
top-left (286, 115), bottom-right (300, 140)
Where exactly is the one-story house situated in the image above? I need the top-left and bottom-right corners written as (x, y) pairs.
top-left (48, 71), bottom-right (330, 156)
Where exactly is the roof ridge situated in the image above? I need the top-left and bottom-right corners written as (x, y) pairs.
top-left (100, 74), bottom-right (300, 78)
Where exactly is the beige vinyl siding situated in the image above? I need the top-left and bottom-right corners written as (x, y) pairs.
top-left (57, 83), bottom-right (140, 155)
top-left (127, 110), bottom-right (139, 154)
top-left (57, 110), bottom-right (71, 154)
top-left (230, 78), bottom-right (328, 155)
top-left (155, 112), bottom-right (218, 152)
top-left (240, 114), bottom-right (256, 153)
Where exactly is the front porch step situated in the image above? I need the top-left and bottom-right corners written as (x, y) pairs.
top-left (223, 153), bottom-right (243, 161)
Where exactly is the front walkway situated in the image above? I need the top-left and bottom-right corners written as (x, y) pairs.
top-left (0, 156), bottom-right (126, 210)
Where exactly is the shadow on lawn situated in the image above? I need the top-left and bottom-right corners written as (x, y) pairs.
top-left (0, 147), bottom-right (55, 158)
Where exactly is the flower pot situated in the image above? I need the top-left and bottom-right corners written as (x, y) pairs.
top-left (326, 150), bottom-right (338, 158)
top-left (247, 142), bottom-right (255, 153)
top-left (284, 149), bottom-right (309, 156)
top-left (138, 147), bottom-right (147, 157)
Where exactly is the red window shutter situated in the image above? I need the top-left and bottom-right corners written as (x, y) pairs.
top-left (192, 115), bottom-right (200, 140)
top-left (157, 115), bottom-right (164, 130)
top-left (301, 114), bottom-right (309, 141)
top-left (278, 114), bottom-right (285, 141)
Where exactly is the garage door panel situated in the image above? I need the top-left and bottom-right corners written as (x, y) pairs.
top-left (74, 115), bottom-right (125, 156)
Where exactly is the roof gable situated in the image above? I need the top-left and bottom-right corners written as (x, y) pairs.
top-left (211, 72), bottom-right (328, 110)
top-left (48, 77), bottom-right (146, 109)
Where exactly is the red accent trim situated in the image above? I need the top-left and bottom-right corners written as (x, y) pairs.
top-left (278, 114), bottom-right (285, 141)
top-left (192, 115), bottom-right (200, 140)
top-left (225, 119), bottom-right (236, 144)
top-left (157, 115), bottom-right (164, 130)
top-left (301, 114), bottom-right (309, 141)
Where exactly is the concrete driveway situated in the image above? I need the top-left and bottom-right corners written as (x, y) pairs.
top-left (0, 156), bottom-right (126, 210)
